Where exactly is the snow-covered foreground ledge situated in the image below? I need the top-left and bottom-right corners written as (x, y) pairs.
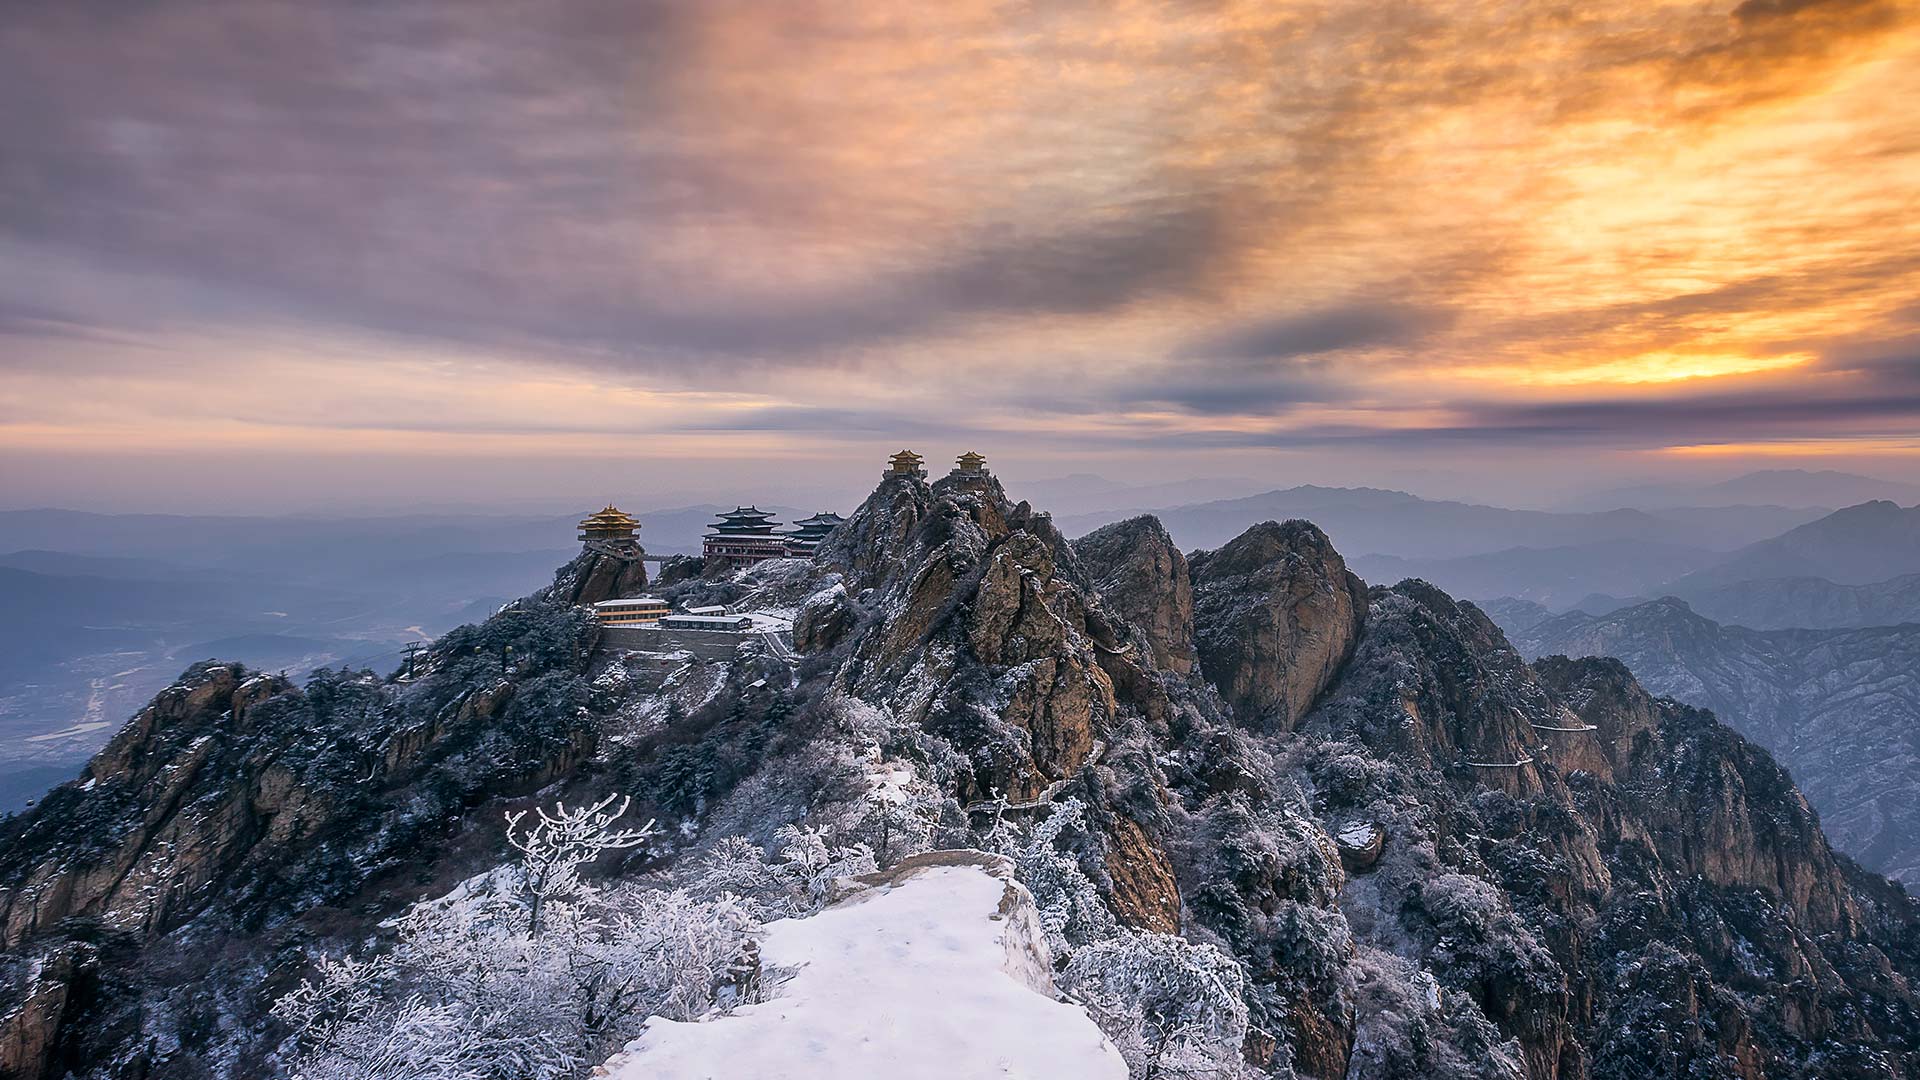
top-left (596, 850), bottom-right (1127, 1080)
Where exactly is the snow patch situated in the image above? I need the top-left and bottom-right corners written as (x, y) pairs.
top-left (599, 860), bottom-right (1126, 1080)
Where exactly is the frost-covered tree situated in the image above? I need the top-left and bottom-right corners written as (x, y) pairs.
top-left (998, 798), bottom-right (1117, 957)
top-left (1063, 932), bottom-right (1251, 1080)
top-left (850, 788), bottom-right (937, 867)
top-left (772, 823), bottom-right (877, 914)
top-left (286, 998), bottom-right (499, 1080)
top-left (504, 793), bottom-right (653, 935)
top-left (603, 886), bottom-right (761, 1020)
top-left (685, 835), bottom-right (790, 917)
top-left (271, 955), bottom-right (392, 1060)
top-left (278, 794), bottom-right (755, 1080)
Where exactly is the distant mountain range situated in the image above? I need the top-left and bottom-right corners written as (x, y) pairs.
top-left (1662, 500), bottom-right (1920, 590)
top-left (1002, 473), bottom-right (1270, 517)
top-left (1057, 484), bottom-right (1824, 560)
top-left (1583, 468), bottom-right (1920, 510)
top-left (1668, 572), bottom-right (1920, 631)
top-left (4, 488), bottom-right (1909, 810)
top-left (1317, 497), bottom-right (1920, 624)
top-left (1499, 597), bottom-right (1920, 888)
top-left (1347, 540), bottom-right (1721, 609)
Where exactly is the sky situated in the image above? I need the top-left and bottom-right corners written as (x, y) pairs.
top-left (1, 0), bottom-right (1917, 513)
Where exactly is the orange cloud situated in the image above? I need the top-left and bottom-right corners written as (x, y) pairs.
top-left (1, 0), bottom-right (1917, 494)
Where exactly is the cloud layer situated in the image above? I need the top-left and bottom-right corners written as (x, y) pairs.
top-left (1, 0), bottom-right (1916, 506)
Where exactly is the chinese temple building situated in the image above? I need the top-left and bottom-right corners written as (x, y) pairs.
top-left (951, 451), bottom-right (989, 477)
top-left (784, 511), bottom-right (846, 557)
top-left (578, 505), bottom-right (642, 553)
top-left (703, 506), bottom-right (788, 567)
top-left (885, 449), bottom-right (927, 480)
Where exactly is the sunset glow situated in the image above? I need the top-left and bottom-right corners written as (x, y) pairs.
top-left (1, 0), bottom-right (1916, 508)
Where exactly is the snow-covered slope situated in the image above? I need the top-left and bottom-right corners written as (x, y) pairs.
top-left (598, 853), bottom-right (1126, 1080)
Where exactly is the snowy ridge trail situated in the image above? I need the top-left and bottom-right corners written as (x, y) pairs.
top-left (597, 851), bottom-right (1127, 1080)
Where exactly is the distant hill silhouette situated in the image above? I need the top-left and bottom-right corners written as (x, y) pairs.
top-left (1664, 500), bottom-right (1920, 590)
top-left (1056, 484), bottom-right (1822, 560)
top-left (1585, 468), bottom-right (1920, 510)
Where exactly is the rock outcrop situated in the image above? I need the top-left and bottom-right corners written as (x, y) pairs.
top-left (1508, 597), bottom-right (1920, 887)
top-left (1075, 515), bottom-right (1196, 674)
top-left (0, 663), bottom-right (296, 948)
top-left (807, 472), bottom-right (1130, 806)
top-left (1191, 520), bottom-right (1366, 733)
top-left (556, 543), bottom-right (650, 607)
top-left (1279, 579), bottom-right (1920, 1078)
top-left (0, 601), bottom-right (607, 1077)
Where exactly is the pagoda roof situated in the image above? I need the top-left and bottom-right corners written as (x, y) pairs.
top-left (954, 451), bottom-right (987, 469)
top-left (578, 505), bottom-right (640, 529)
top-left (888, 449), bottom-right (924, 464)
top-left (786, 512), bottom-right (844, 543)
top-left (707, 506), bottom-right (782, 534)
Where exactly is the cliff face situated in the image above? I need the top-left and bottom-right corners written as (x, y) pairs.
top-left (1508, 597), bottom-right (1920, 888)
top-left (1075, 515), bottom-right (1196, 675)
top-left (1190, 520), bottom-right (1366, 734)
top-left (0, 664), bottom-right (297, 948)
top-left (3, 478), bottom-right (1918, 1080)
top-left (1267, 584), bottom-right (1919, 1078)
top-left (555, 542), bottom-right (650, 607)
top-left (0, 599), bottom-right (608, 1078)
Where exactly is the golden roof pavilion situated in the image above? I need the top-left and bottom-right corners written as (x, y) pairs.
top-left (886, 449), bottom-right (927, 478)
top-left (578, 505), bottom-right (641, 544)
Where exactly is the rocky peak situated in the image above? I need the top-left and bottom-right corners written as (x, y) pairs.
top-left (0, 662), bottom-right (298, 949)
top-left (1074, 515), bottom-right (1196, 675)
top-left (1190, 519), bottom-right (1366, 733)
top-left (1529, 654), bottom-right (1659, 780)
top-left (553, 543), bottom-right (649, 607)
top-left (806, 471), bottom-right (1122, 804)
top-left (1307, 580), bottom-right (1563, 795)
top-left (814, 472), bottom-right (939, 591)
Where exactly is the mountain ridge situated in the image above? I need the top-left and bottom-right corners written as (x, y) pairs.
top-left (1, 475), bottom-right (1916, 1078)
top-left (1501, 596), bottom-right (1920, 888)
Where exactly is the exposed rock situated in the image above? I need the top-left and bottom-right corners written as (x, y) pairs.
top-left (555, 542), bottom-right (650, 607)
top-left (1191, 520), bottom-right (1366, 733)
top-left (1510, 597), bottom-right (1920, 887)
top-left (653, 554), bottom-right (705, 588)
top-left (815, 472), bottom-right (935, 592)
top-left (1309, 582), bottom-right (1558, 795)
top-left (1333, 821), bottom-right (1385, 871)
top-left (792, 581), bottom-right (855, 654)
top-left (0, 941), bottom-right (88, 1080)
top-left (0, 664), bottom-right (299, 948)
top-left (814, 471), bottom-right (1121, 804)
top-left (1530, 654), bottom-right (1661, 782)
top-left (1287, 575), bottom-right (1920, 1078)
top-left (1099, 814), bottom-right (1181, 933)
top-left (0, 601), bottom-right (606, 1075)
top-left (1074, 515), bottom-right (1196, 674)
